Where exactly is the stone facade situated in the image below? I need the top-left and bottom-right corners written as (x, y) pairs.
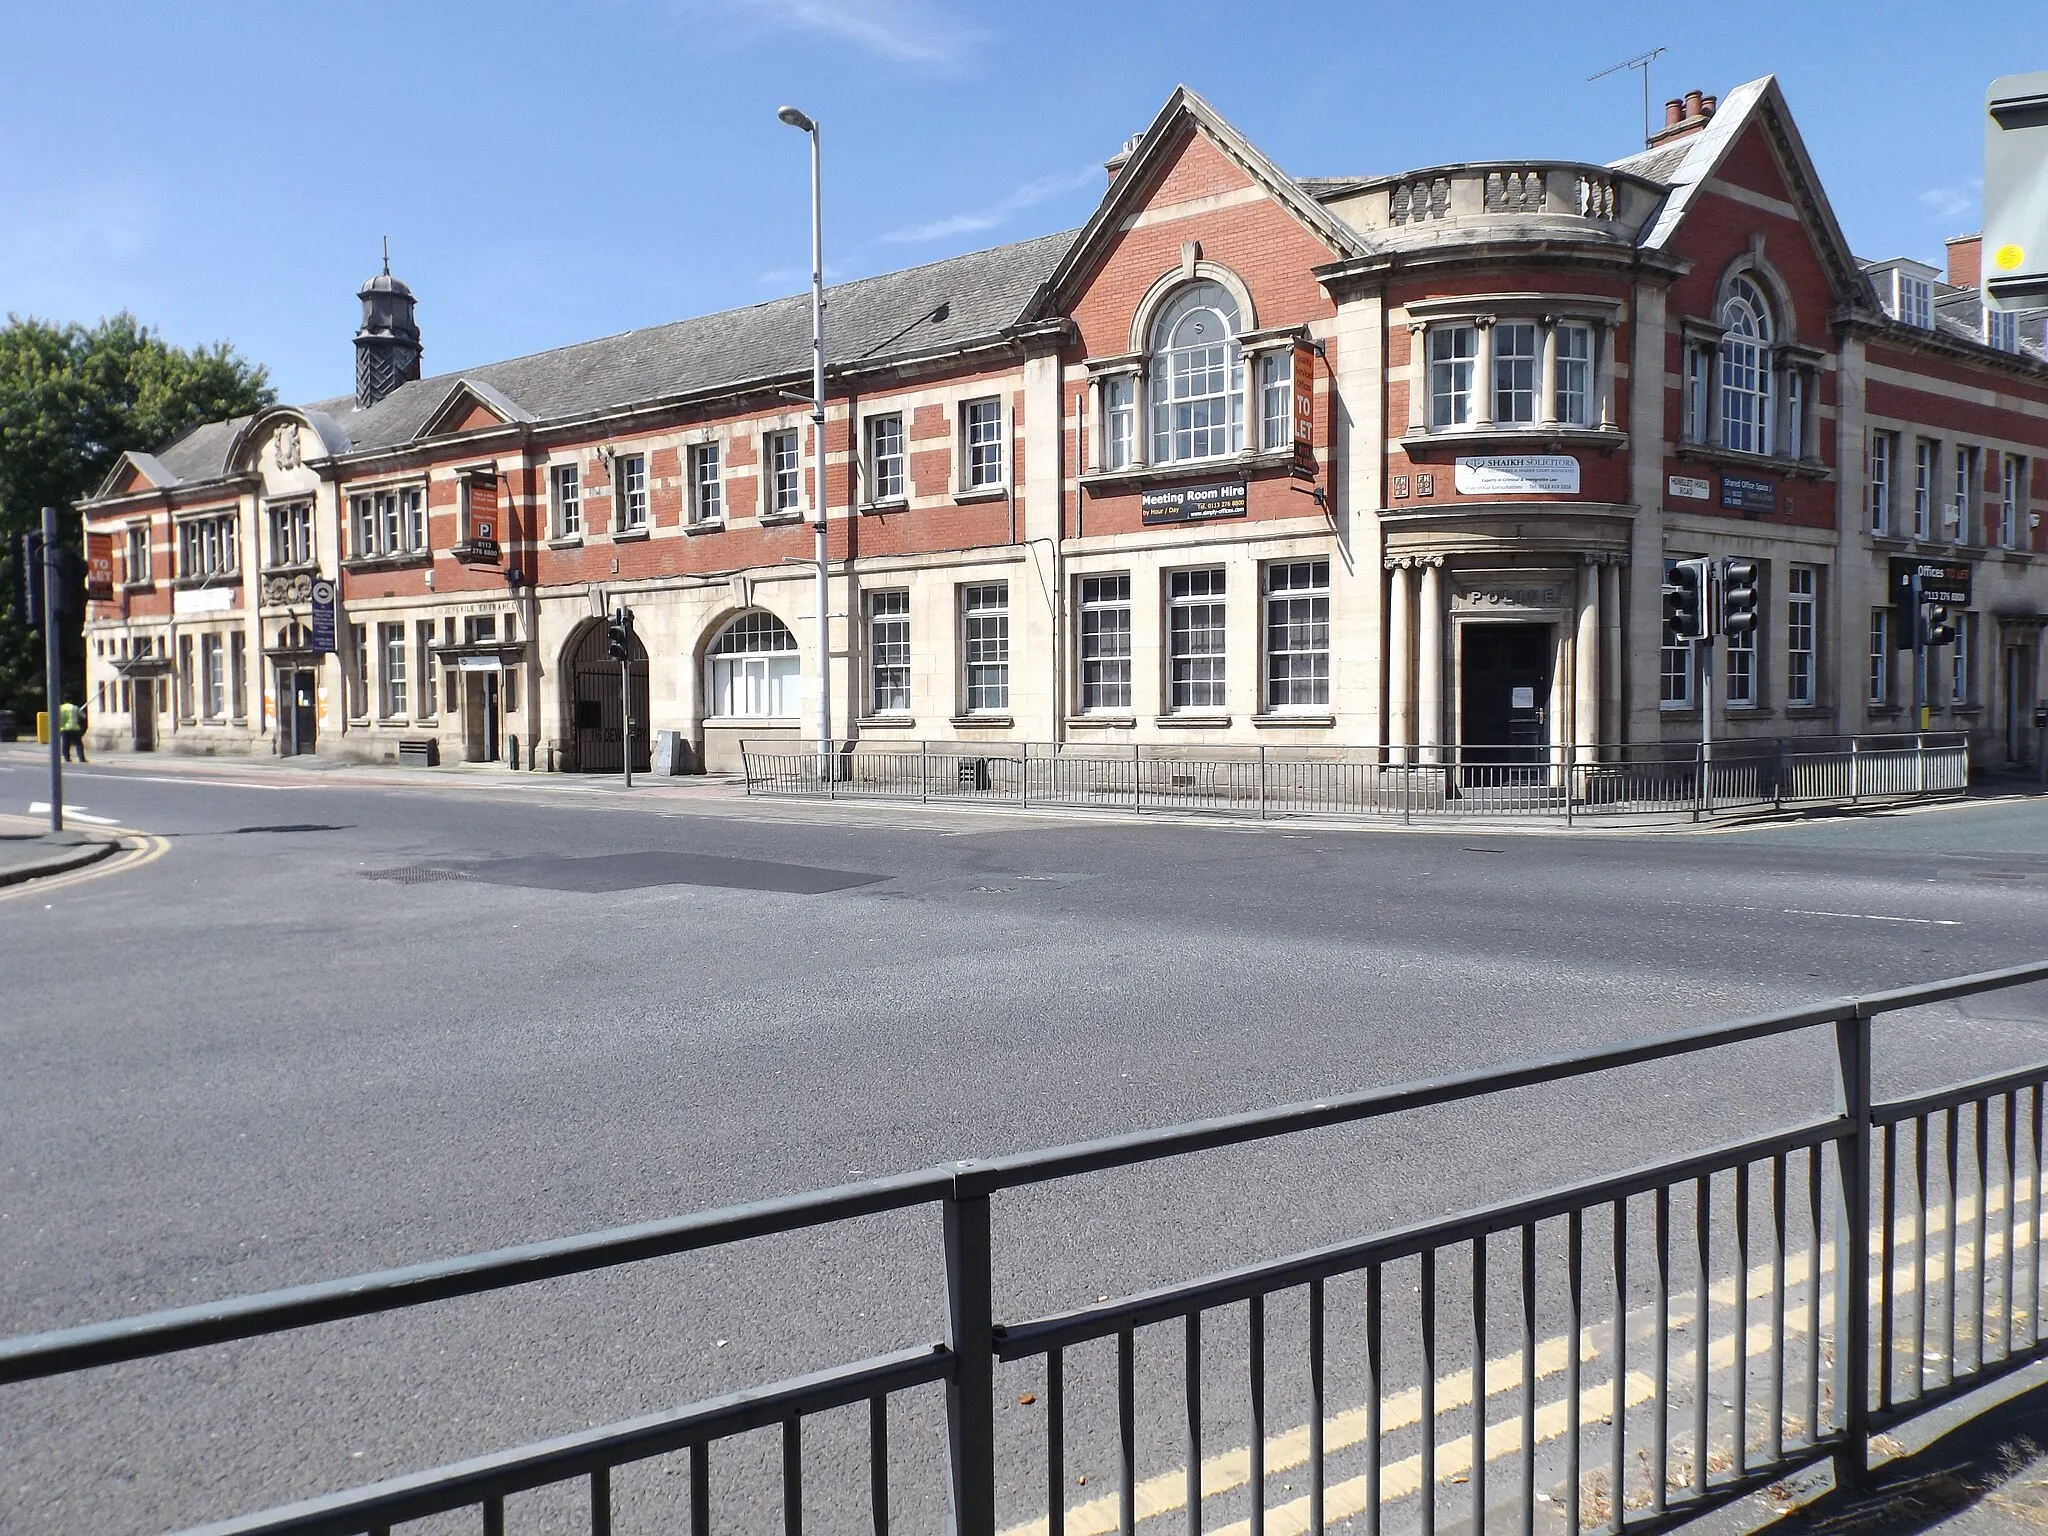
top-left (78, 78), bottom-right (2048, 778)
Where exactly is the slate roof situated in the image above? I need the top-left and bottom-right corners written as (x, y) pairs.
top-left (138, 228), bottom-right (1078, 490)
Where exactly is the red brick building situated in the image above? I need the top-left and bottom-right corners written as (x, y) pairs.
top-left (78, 77), bottom-right (2048, 774)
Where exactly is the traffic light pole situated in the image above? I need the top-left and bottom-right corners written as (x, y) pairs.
top-left (42, 505), bottom-right (64, 833)
top-left (1910, 571), bottom-right (1930, 732)
top-left (1697, 634), bottom-right (1714, 819)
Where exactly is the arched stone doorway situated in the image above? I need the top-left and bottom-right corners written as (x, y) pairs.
top-left (564, 619), bottom-right (649, 773)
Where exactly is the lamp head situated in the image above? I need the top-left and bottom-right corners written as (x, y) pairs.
top-left (776, 105), bottom-right (816, 133)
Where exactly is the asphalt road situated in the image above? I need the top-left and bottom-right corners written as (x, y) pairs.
top-left (2, 744), bottom-right (2046, 1535)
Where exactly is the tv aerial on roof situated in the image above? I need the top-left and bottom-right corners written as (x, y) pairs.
top-left (1590, 46), bottom-right (1669, 148)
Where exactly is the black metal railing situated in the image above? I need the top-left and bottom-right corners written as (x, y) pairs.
top-left (5, 961), bottom-right (2047, 1535)
top-left (739, 734), bottom-right (1970, 824)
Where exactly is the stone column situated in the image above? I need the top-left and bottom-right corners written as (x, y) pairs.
top-left (1538, 321), bottom-right (1560, 429)
top-left (1575, 558), bottom-right (1601, 765)
top-left (1417, 559), bottom-right (1443, 764)
top-left (1595, 323), bottom-right (1617, 430)
top-left (1601, 558), bottom-right (1624, 751)
top-left (1473, 317), bottom-right (1496, 428)
top-left (1387, 560), bottom-right (1413, 763)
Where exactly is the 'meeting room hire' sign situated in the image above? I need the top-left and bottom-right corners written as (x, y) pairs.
top-left (1140, 480), bottom-right (1248, 525)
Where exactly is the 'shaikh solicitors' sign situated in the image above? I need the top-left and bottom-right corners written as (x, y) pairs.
top-left (1453, 455), bottom-right (1581, 495)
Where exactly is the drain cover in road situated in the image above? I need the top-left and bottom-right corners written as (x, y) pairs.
top-left (448, 851), bottom-right (882, 894)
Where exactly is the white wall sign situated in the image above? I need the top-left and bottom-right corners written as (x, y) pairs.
top-left (1453, 455), bottom-right (1581, 495)
top-left (172, 584), bottom-right (236, 615)
top-left (1668, 474), bottom-right (1712, 501)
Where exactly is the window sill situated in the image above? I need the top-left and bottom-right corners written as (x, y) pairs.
top-left (683, 520), bottom-right (725, 537)
top-left (611, 527), bottom-right (651, 543)
top-left (546, 535), bottom-right (583, 550)
top-left (118, 581), bottom-right (155, 594)
top-left (704, 716), bottom-right (800, 727)
top-left (858, 715), bottom-right (917, 729)
top-left (1784, 703), bottom-right (1825, 715)
top-left (1155, 713), bottom-right (1231, 729)
top-left (261, 561), bottom-right (319, 578)
top-left (1672, 442), bottom-right (1831, 482)
top-left (172, 573), bottom-right (241, 589)
top-left (953, 486), bottom-right (1008, 505)
top-left (1081, 449), bottom-right (1299, 492)
top-left (341, 552), bottom-right (430, 573)
top-left (859, 499), bottom-right (909, 517)
top-left (1398, 425), bottom-right (1627, 458)
top-left (1951, 705), bottom-right (1985, 718)
top-left (1067, 714), bottom-right (1137, 729)
top-left (1999, 547), bottom-right (2039, 562)
top-left (1867, 706), bottom-right (1903, 719)
top-left (758, 513), bottom-right (807, 527)
top-left (949, 714), bottom-right (1013, 728)
top-left (1251, 712), bottom-right (1335, 728)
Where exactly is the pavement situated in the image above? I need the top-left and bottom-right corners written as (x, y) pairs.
top-left (2, 740), bottom-right (2046, 1536)
top-left (0, 811), bottom-right (121, 886)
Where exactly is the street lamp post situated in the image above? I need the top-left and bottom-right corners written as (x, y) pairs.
top-left (778, 104), bottom-right (831, 783)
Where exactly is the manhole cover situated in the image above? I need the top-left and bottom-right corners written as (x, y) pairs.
top-left (362, 865), bottom-right (472, 884)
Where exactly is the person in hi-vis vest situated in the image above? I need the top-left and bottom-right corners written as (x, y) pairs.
top-left (57, 699), bottom-right (87, 762)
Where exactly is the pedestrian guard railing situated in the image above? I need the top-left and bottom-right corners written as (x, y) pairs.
top-left (7, 962), bottom-right (2048, 1535)
top-left (739, 733), bottom-right (1969, 823)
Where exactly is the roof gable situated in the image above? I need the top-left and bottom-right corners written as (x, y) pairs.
top-left (1029, 86), bottom-right (1368, 320)
top-left (91, 450), bottom-right (177, 499)
top-left (1632, 76), bottom-right (1874, 314)
top-left (414, 377), bottom-right (537, 440)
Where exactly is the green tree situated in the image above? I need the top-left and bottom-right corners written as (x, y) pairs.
top-left (0, 314), bottom-right (272, 719)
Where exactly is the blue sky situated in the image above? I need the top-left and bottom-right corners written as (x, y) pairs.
top-left (1, 0), bottom-right (2027, 406)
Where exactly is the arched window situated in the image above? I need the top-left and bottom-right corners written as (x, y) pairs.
top-left (707, 611), bottom-right (799, 718)
top-left (1719, 277), bottom-right (1774, 455)
top-left (1148, 281), bottom-right (1244, 464)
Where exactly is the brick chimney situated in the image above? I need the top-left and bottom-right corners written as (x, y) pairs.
top-left (1646, 90), bottom-right (1717, 149)
top-left (1945, 233), bottom-right (1982, 290)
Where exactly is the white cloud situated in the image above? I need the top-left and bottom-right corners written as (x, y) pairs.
top-left (1918, 185), bottom-right (1975, 222)
top-left (881, 163), bottom-right (1100, 244)
top-left (717, 0), bottom-right (981, 65)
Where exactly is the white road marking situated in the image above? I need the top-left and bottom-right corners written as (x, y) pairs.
top-left (27, 802), bottom-right (120, 825)
top-left (1781, 909), bottom-right (1963, 926)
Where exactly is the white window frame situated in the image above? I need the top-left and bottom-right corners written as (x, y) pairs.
top-left (865, 413), bottom-right (906, 503)
top-left (347, 486), bottom-right (426, 558)
top-left (960, 583), bottom-right (1009, 714)
top-left (1952, 613), bottom-right (1975, 706)
top-left (124, 522), bottom-right (150, 585)
top-left (1725, 620), bottom-right (1758, 709)
top-left (199, 632), bottom-right (225, 720)
top-left (1147, 281), bottom-right (1245, 465)
top-left (614, 453), bottom-right (647, 532)
top-left (1102, 375), bottom-right (1136, 470)
top-left (1987, 306), bottom-right (2019, 352)
top-left (1899, 272), bottom-right (1932, 328)
top-left (1428, 324), bottom-right (1477, 428)
top-left (1075, 573), bottom-right (1133, 715)
top-left (229, 631), bottom-right (246, 719)
top-left (1258, 352), bottom-right (1293, 451)
top-left (1719, 277), bottom-right (1774, 456)
top-left (415, 618), bottom-right (437, 718)
top-left (550, 463), bottom-right (581, 538)
top-left (706, 611), bottom-right (801, 719)
top-left (1786, 565), bottom-right (1817, 708)
top-left (1492, 321), bottom-right (1539, 425)
top-left (962, 398), bottom-right (1004, 490)
top-left (1554, 323), bottom-right (1593, 427)
top-left (767, 429), bottom-right (802, 515)
top-left (866, 589), bottom-right (910, 715)
top-left (689, 442), bottom-right (723, 525)
top-left (1167, 568), bottom-right (1227, 713)
top-left (1868, 431), bottom-right (1893, 534)
top-left (1262, 559), bottom-right (1330, 713)
top-left (379, 621), bottom-right (407, 719)
top-left (2001, 454), bottom-right (2024, 548)
top-left (178, 513), bottom-right (238, 580)
top-left (1954, 446), bottom-right (1978, 544)
top-left (265, 501), bottom-right (313, 568)
top-left (1869, 610), bottom-right (1891, 708)
top-left (1913, 440), bottom-right (1936, 540)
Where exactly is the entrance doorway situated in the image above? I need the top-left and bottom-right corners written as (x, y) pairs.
top-left (132, 676), bottom-right (157, 752)
top-left (463, 668), bottom-right (501, 763)
top-left (279, 666), bottom-right (317, 755)
top-left (2007, 646), bottom-right (2025, 764)
top-left (1460, 622), bottom-right (1552, 765)
top-left (567, 620), bottom-right (649, 773)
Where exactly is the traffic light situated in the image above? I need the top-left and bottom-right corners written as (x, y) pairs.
top-left (605, 607), bottom-right (633, 661)
top-left (1923, 603), bottom-right (1958, 646)
top-left (1661, 558), bottom-right (1707, 644)
top-left (13, 531), bottom-right (45, 633)
top-left (1720, 557), bottom-right (1759, 637)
